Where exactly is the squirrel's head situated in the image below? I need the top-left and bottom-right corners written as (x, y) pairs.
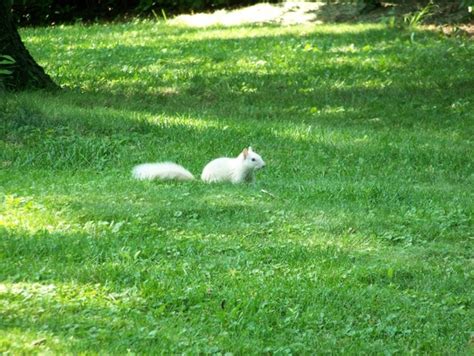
top-left (241, 146), bottom-right (266, 171)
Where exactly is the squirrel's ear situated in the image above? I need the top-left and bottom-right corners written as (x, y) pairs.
top-left (242, 148), bottom-right (249, 159)
top-left (248, 146), bottom-right (253, 152)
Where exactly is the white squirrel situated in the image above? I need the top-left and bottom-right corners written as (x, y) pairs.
top-left (132, 147), bottom-right (266, 184)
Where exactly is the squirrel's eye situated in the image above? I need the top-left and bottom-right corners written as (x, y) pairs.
top-left (251, 158), bottom-right (256, 161)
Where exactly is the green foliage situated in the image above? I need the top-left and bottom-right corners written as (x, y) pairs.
top-left (404, 1), bottom-right (437, 27)
top-left (0, 55), bottom-right (16, 90)
top-left (1, 20), bottom-right (473, 354)
top-left (0, 56), bottom-right (15, 77)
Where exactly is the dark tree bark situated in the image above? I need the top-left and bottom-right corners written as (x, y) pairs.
top-left (0, 0), bottom-right (58, 90)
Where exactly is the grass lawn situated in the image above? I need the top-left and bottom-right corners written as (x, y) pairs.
top-left (1, 18), bottom-right (473, 354)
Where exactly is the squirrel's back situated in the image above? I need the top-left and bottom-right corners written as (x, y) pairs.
top-left (201, 157), bottom-right (237, 183)
top-left (201, 147), bottom-right (265, 183)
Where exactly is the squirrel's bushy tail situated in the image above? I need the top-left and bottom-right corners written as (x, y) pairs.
top-left (132, 162), bottom-right (195, 181)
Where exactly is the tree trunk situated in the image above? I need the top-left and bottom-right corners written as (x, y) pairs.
top-left (0, 0), bottom-right (58, 90)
